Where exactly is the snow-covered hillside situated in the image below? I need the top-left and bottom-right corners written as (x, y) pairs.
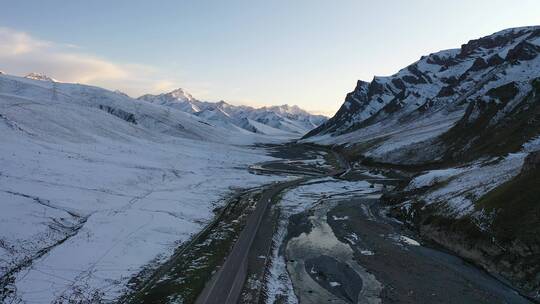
top-left (139, 89), bottom-right (326, 136)
top-left (0, 74), bottom-right (288, 302)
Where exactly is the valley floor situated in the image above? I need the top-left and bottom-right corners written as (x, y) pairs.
top-left (120, 144), bottom-right (533, 304)
top-left (257, 145), bottom-right (532, 304)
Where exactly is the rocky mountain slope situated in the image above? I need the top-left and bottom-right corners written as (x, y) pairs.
top-left (305, 26), bottom-right (539, 159)
top-left (139, 89), bottom-right (326, 136)
top-left (303, 26), bottom-right (540, 300)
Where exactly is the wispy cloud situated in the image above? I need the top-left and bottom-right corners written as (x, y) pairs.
top-left (0, 27), bottom-right (181, 97)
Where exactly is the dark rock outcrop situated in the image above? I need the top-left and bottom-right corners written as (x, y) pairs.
top-left (441, 78), bottom-right (540, 162)
top-left (98, 105), bottom-right (137, 124)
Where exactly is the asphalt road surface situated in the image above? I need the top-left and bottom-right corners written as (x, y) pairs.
top-left (195, 178), bottom-right (307, 304)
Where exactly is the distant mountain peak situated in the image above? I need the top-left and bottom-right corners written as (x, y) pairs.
top-left (274, 104), bottom-right (300, 111)
top-left (25, 73), bottom-right (56, 82)
top-left (114, 90), bottom-right (130, 98)
top-left (263, 104), bottom-right (315, 116)
top-left (167, 88), bottom-right (195, 101)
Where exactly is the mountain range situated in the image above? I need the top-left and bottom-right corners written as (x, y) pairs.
top-left (139, 89), bottom-right (326, 136)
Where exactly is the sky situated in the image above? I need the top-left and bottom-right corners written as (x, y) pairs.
top-left (0, 1), bottom-right (539, 116)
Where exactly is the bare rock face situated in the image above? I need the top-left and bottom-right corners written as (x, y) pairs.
top-left (522, 150), bottom-right (540, 174)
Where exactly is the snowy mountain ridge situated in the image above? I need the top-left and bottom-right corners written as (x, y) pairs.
top-left (24, 72), bottom-right (57, 82)
top-left (138, 88), bottom-right (199, 113)
top-left (304, 26), bottom-right (540, 158)
top-left (138, 89), bottom-right (327, 135)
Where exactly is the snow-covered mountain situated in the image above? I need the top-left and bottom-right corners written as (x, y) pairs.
top-left (304, 26), bottom-right (540, 160)
top-left (138, 88), bottom-right (200, 113)
top-left (303, 26), bottom-right (540, 298)
top-left (0, 73), bottom-right (288, 303)
top-left (138, 89), bottom-right (326, 136)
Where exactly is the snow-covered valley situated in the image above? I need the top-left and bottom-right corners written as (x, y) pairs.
top-left (0, 73), bottom-right (294, 302)
top-left (1, 25), bottom-right (539, 304)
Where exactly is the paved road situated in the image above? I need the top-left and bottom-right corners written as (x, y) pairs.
top-left (195, 178), bottom-right (307, 304)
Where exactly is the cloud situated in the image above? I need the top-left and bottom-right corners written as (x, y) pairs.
top-left (0, 28), bottom-right (50, 55)
top-left (151, 80), bottom-right (177, 93)
top-left (0, 27), bottom-right (179, 96)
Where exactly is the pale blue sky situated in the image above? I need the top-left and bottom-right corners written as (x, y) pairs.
top-left (1, 0), bottom-right (539, 114)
